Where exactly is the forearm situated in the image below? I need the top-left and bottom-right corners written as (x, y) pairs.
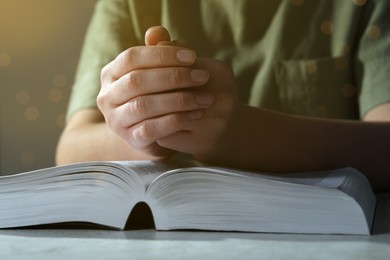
top-left (206, 105), bottom-right (390, 191)
top-left (56, 109), bottom-right (156, 165)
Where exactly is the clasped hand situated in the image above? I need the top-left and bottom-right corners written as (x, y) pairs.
top-left (97, 26), bottom-right (241, 160)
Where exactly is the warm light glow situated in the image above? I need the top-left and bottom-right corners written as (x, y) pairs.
top-left (1, 1), bottom-right (93, 55)
top-left (1, 1), bottom-right (97, 174)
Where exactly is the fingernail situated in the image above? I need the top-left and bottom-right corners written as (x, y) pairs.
top-left (190, 69), bottom-right (209, 83)
top-left (187, 110), bottom-right (204, 120)
top-left (176, 49), bottom-right (196, 63)
top-left (196, 93), bottom-right (214, 105)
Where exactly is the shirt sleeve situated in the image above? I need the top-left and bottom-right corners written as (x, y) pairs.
top-left (358, 0), bottom-right (390, 117)
top-left (66, 0), bottom-right (140, 120)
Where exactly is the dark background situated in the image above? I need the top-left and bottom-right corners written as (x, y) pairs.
top-left (1, 0), bottom-right (96, 175)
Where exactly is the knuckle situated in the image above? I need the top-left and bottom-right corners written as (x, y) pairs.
top-left (125, 71), bottom-right (141, 91)
top-left (123, 47), bottom-right (137, 65)
top-left (171, 67), bottom-right (181, 85)
top-left (134, 121), bottom-right (154, 141)
top-left (105, 115), bottom-right (116, 131)
top-left (96, 93), bottom-right (105, 109)
top-left (100, 64), bottom-right (111, 82)
top-left (104, 112), bottom-right (120, 134)
top-left (157, 47), bottom-right (171, 64)
top-left (168, 113), bottom-right (181, 129)
top-left (177, 93), bottom-right (191, 110)
top-left (129, 97), bottom-right (147, 115)
top-left (110, 110), bottom-right (132, 140)
top-left (96, 90), bottom-right (109, 111)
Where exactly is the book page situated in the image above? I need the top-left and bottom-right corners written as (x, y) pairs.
top-left (164, 166), bottom-right (351, 188)
top-left (116, 160), bottom-right (181, 188)
top-left (146, 165), bottom-right (375, 235)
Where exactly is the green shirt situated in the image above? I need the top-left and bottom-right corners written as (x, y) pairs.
top-left (67, 0), bottom-right (390, 120)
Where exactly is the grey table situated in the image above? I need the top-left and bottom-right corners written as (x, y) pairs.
top-left (1, 193), bottom-right (389, 260)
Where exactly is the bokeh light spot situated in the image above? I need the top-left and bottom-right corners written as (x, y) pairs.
top-left (49, 88), bottom-right (63, 103)
top-left (24, 106), bottom-right (40, 122)
top-left (338, 43), bottom-right (350, 56)
top-left (341, 84), bottom-right (356, 98)
top-left (353, 0), bottom-right (367, 6)
top-left (16, 91), bottom-right (31, 106)
top-left (320, 21), bottom-right (334, 35)
top-left (305, 60), bottom-right (317, 74)
top-left (53, 74), bottom-right (67, 88)
top-left (367, 25), bottom-right (381, 40)
top-left (291, 0), bottom-right (304, 6)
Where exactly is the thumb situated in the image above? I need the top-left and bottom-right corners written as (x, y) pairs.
top-left (145, 26), bottom-right (171, 46)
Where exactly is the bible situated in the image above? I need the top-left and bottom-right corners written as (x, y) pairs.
top-left (0, 160), bottom-right (376, 235)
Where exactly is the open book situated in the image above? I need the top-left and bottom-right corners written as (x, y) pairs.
top-left (0, 160), bottom-right (376, 235)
